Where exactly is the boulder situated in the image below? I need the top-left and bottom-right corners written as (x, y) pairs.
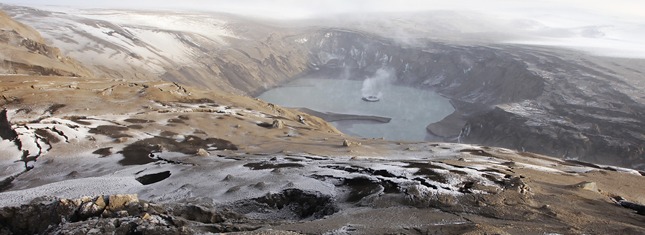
top-left (573, 181), bottom-right (598, 192)
top-left (196, 148), bottom-right (209, 156)
top-left (107, 194), bottom-right (139, 212)
top-left (272, 119), bottom-right (285, 129)
top-left (342, 139), bottom-right (361, 147)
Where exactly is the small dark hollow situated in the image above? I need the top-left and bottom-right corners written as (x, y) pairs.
top-left (168, 118), bottom-right (185, 124)
top-left (15, 108), bottom-right (31, 114)
top-left (118, 136), bottom-right (237, 165)
top-left (35, 129), bottom-right (61, 144)
top-left (414, 168), bottom-right (448, 184)
top-left (563, 159), bottom-right (601, 169)
top-left (412, 177), bottom-right (438, 189)
top-left (89, 125), bottom-right (131, 138)
top-left (66, 171), bottom-right (80, 178)
top-left (449, 170), bottom-right (468, 175)
top-left (244, 162), bottom-right (304, 170)
top-left (92, 147), bottom-right (112, 157)
top-left (183, 98), bottom-right (216, 104)
top-left (252, 188), bottom-right (337, 219)
top-left (380, 179), bottom-right (400, 194)
top-left (160, 131), bottom-right (178, 137)
top-left (44, 104), bottom-right (66, 114)
top-left (256, 122), bottom-right (273, 128)
top-left (124, 118), bottom-right (153, 124)
top-left (459, 181), bottom-right (476, 193)
top-left (66, 116), bottom-right (92, 125)
top-left (136, 171), bottom-right (171, 185)
top-left (344, 177), bottom-right (383, 202)
top-left (127, 125), bottom-right (144, 129)
top-left (371, 169), bottom-right (397, 178)
top-left (284, 157), bottom-right (304, 162)
top-left (459, 149), bottom-right (493, 157)
top-left (404, 162), bottom-right (445, 170)
top-left (601, 166), bottom-right (619, 172)
top-left (482, 174), bottom-right (504, 185)
top-left (118, 144), bottom-right (160, 165)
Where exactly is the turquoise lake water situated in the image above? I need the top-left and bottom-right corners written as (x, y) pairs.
top-left (258, 78), bottom-right (454, 141)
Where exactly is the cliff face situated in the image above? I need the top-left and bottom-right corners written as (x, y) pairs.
top-left (0, 11), bottom-right (91, 77)
top-left (301, 30), bottom-right (545, 105)
top-left (300, 29), bottom-right (645, 170)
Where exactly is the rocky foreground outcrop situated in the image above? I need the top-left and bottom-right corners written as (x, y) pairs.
top-left (0, 194), bottom-right (258, 234)
top-left (3, 145), bottom-right (645, 235)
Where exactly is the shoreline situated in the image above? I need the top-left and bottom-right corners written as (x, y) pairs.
top-left (297, 107), bottom-right (391, 123)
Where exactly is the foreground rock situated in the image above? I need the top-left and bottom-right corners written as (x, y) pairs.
top-left (0, 194), bottom-right (258, 234)
top-left (2, 141), bottom-right (645, 234)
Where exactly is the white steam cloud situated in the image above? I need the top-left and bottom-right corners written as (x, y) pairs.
top-left (361, 68), bottom-right (394, 99)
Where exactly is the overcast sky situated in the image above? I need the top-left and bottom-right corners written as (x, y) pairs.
top-left (2, 0), bottom-right (644, 57)
top-left (1, 0), bottom-right (645, 21)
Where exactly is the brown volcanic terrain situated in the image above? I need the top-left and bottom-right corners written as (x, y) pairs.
top-left (6, 4), bottom-right (644, 171)
top-left (0, 11), bottom-right (90, 77)
top-left (1, 5), bottom-right (312, 95)
top-left (1, 7), bottom-right (645, 235)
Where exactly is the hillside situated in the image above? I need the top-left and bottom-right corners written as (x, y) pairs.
top-left (1, 5), bottom-right (311, 95)
top-left (0, 10), bottom-right (90, 77)
top-left (4, 5), bottom-right (644, 171)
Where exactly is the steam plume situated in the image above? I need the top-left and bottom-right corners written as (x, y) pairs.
top-left (361, 68), bottom-right (394, 99)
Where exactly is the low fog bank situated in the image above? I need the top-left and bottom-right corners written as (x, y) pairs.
top-left (306, 10), bottom-right (645, 59)
top-left (3, 0), bottom-right (644, 58)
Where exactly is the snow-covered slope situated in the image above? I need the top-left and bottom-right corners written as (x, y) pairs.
top-left (0, 10), bottom-right (90, 77)
top-left (2, 5), bottom-right (311, 94)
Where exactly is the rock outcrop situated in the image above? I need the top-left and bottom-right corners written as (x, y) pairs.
top-left (0, 109), bottom-right (17, 141)
top-left (0, 194), bottom-right (254, 235)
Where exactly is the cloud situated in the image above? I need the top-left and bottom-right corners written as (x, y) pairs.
top-left (2, 0), bottom-right (644, 57)
top-left (2, 0), bottom-right (645, 21)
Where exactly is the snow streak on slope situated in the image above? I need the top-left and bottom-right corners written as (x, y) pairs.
top-left (5, 7), bottom-right (237, 78)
